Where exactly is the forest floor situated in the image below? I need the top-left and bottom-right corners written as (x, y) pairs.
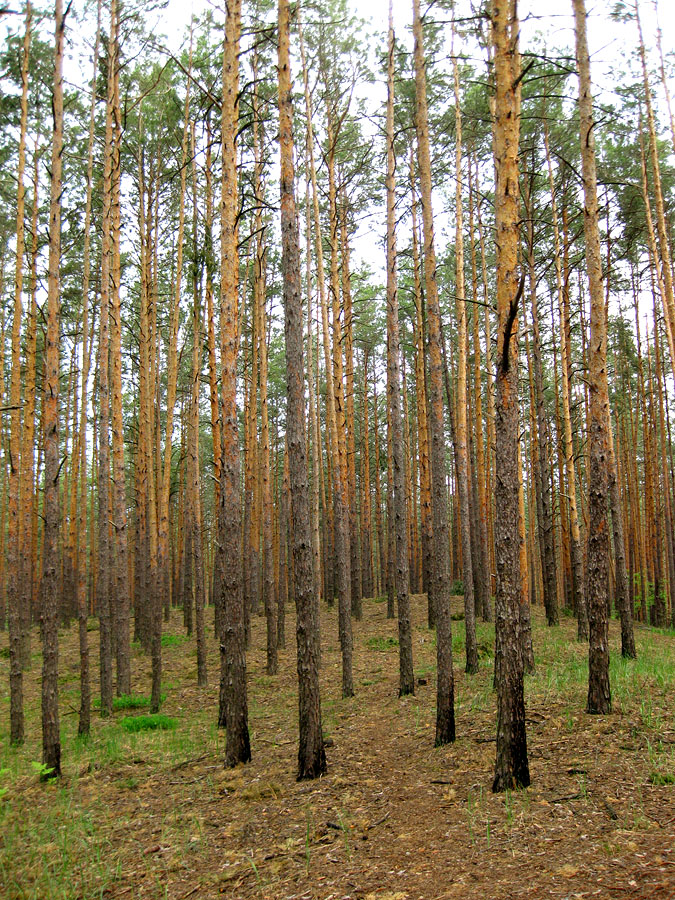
top-left (1, 592), bottom-right (675, 900)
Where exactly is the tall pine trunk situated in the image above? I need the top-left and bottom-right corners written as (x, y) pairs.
top-left (491, 0), bottom-right (530, 792)
top-left (278, 0), bottom-right (326, 779)
top-left (573, 0), bottom-right (611, 715)
top-left (41, 0), bottom-right (66, 777)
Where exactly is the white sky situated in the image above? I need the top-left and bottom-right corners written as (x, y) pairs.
top-left (151, 0), bottom-right (674, 271)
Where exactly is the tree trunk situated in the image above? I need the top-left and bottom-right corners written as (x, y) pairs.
top-left (413, 0), bottom-right (455, 745)
top-left (7, 1), bottom-right (31, 746)
top-left (452, 47), bottom-right (478, 675)
top-left (278, 0), bottom-right (326, 778)
top-left (491, 0), bottom-right (530, 792)
top-left (41, 0), bottom-right (66, 777)
top-left (110, 39), bottom-right (130, 696)
top-left (97, 0), bottom-right (117, 719)
top-left (386, 3), bottom-right (414, 696)
top-left (218, 0), bottom-right (251, 765)
top-left (573, 0), bottom-right (611, 715)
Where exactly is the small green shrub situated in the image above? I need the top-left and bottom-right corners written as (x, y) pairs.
top-left (119, 714), bottom-right (177, 733)
top-left (451, 579), bottom-right (464, 596)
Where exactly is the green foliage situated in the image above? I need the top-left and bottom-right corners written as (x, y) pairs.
top-left (30, 761), bottom-right (56, 780)
top-left (118, 715), bottom-right (177, 733)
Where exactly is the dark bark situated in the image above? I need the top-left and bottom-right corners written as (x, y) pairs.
top-left (279, 0), bottom-right (326, 780)
top-left (41, 0), bottom-right (66, 778)
top-left (573, 0), bottom-right (611, 715)
top-left (413, 0), bottom-right (455, 746)
top-left (491, 0), bottom-right (530, 793)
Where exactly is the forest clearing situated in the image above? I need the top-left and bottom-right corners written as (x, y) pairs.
top-left (2, 0), bottom-right (675, 896)
top-left (1, 595), bottom-right (674, 900)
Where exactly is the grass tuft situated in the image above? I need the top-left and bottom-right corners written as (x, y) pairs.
top-left (118, 714), bottom-right (177, 733)
top-left (161, 633), bottom-right (188, 647)
top-left (367, 635), bottom-right (398, 651)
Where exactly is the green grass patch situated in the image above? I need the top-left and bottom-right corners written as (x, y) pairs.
top-left (366, 635), bottom-right (398, 651)
top-left (119, 714), bottom-right (177, 733)
top-left (162, 633), bottom-right (188, 648)
top-left (648, 771), bottom-right (675, 785)
top-left (93, 693), bottom-right (166, 711)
